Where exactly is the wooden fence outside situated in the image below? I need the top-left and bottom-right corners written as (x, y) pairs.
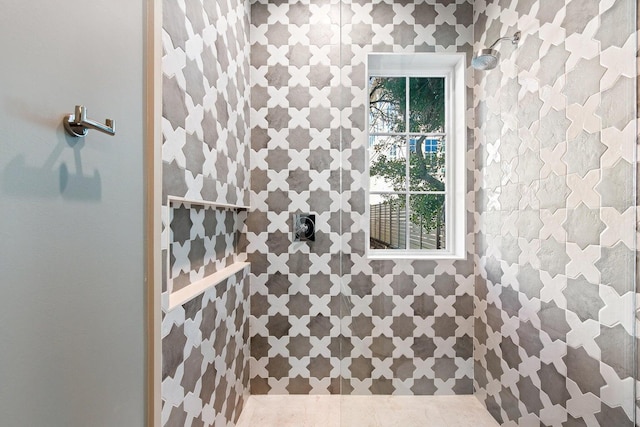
top-left (370, 202), bottom-right (445, 250)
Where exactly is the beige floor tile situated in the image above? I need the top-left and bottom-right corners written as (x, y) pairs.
top-left (234, 395), bottom-right (499, 427)
top-left (434, 395), bottom-right (500, 427)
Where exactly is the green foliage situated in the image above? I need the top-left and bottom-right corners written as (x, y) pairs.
top-left (369, 76), bottom-right (447, 234)
top-left (369, 76), bottom-right (445, 133)
top-left (408, 77), bottom-right (445, 133)
top-left (369, 77), bottom-right (406, 132)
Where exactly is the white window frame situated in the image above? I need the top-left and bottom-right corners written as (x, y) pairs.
top-left (366, 53), bottom-right (467, 260)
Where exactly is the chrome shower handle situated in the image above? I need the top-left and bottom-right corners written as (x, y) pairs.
top-left (63, 105), bottom-right (116, 137)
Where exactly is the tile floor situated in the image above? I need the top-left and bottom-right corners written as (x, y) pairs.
top-left (235, 395), bottom-right (499, 427)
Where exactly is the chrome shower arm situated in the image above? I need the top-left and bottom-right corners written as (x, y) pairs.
top-left (488, 31), bottom-right (521, 49)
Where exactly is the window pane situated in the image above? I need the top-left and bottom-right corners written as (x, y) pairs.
top-left (369, 135), bottom-right (407, 192)
top-left (409, 136), bottom-right (445, 191)
top-left (369, 77), bottom-right (406, 133)
top-left (408, 194), bottom-right (446, 250)
top-left (409, 77), bottom-right (445, 133)
top-left (369, 194), bottom-right (407, 250)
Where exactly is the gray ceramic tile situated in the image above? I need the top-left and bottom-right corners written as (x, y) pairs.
top-left (517, 320), bottom-right (544, 358)
top-left (171, 204), bottom-right (193, 245)
top-left (537, 107), bottom-right (569, 149)
top-left (537, 43), bottom-right (570, 86)
top-left (484, 255), bottom-right (504, 285)
top-left (562, 0), bottom-right (599, 35)
top-left (267, 355), bottom-right (291, 379)
top-left (163, 0), bottom-right (189, 50)
top-left (539, 362), bottom-right (570, 406)
top-left (163, 75), bottom-right (188, 131)
top-left (499, 387), bottom-right (521, 422)
top-left (184, 58), bottom-right (205, 105)
top-left (181, 348), bottom-right (204, 394)
top-left (517, 376), bottom-right (544, 415)
top-left (286, 3), bottom-right (310, 25)
top-left (165, 404), bottom-right (188, 427)
top-left (563, 131), bottom-right (606, 178)
top-left (539, 301), bottom-right (571, 341)
top-left (537, 173), bottom-right (569, 211)
top-left (432, 23), bottom-right (459, 49)
top-left (499, 184), bottom-right (521, 212)
top-left (595, 324), bottom-right (634, 379)
top-left (162, 323), bottom-right (186, 380)
top-left (536, 0), bottom-right (565, 24)
top-left (500, 285), bottom-right (522, 317)
top-left (564, 346), bottom-right (606, 395)
top-left (595, 403), bottom-right (634, 427)
top-left (412, 3), bottom-right (437, 26)
top-left (515, 34), bottom-right (542, 72)
top-left (563, 203), bottom-right (606, 249)
top-left (412, 294), bottom-right (437, 318)
top-left (517, 264), bottom-right (544, 300)
top-left (433, 357), bottom-right (458, 379)
top-left (536, 237), bottom-right (568, 277)
top-left (516, 210), bottom-right (543, 240)
top-left (599, 76), bottom-right (635, 130)
top-left (596, 160), bottom-right (634, 213)
top-left (595, 243), bottom-right (634, 295)
top-left (564, 57), bottom-right (606, 106)
top-left (516, 149), bottom-right (542, 184)
top-left (500, 336), bottom-right (522, 370)
top-left (433, 315), bottom-right (458, 337)
top-left (564, 275), bottom-right (605, 322)
top-left (594, 0), bottom-right (635, 49)
top-left (454, 2), bottom-right (473, 26)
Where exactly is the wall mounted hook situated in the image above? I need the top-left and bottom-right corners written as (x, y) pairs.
top-left (63, 105), bottom-right (115, 138)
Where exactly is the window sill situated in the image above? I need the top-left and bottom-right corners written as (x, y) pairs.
top-left (367, 250), bottom-right (467, 260)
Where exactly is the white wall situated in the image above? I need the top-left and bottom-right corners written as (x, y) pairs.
top-left (0, 2), bottom-right (147, 425)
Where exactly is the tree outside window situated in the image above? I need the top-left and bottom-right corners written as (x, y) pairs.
top-left (369, 76), bottom-right (447, 250)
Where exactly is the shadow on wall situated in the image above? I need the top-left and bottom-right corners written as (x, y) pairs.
top-left (2, 127), bottom-right (101, 201)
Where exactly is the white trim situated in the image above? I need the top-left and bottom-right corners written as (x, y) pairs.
top-left (368, 250), bottom-right (467, 260)
top-left (404, 77), bottom-right (411, 250)
top-left (167, 262), bottom-right (251, 310)
top-left (365, 52), bottom-right (467, 260)
top-left (167, 195), bottom-right (250, 210)
top-left (368, 52), bottom-right (465, 76)
top-left (452, 56), bottom-right (468, 258)
top-left (146, 0), bottom-right (162, 424)
top-left (164, 196), bottom-right (249, 303)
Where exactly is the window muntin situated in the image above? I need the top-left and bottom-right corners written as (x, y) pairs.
top-left (369, 76), bottom-right (448, 252)
top-left (366, 53), bottom-right (466, 259)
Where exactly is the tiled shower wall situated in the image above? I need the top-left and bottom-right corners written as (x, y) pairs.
top-left (161, 0), bottom-right (252, 425)
top-left (636, 2), bottom-right (640, 421)
top-left (473, 0), bottom-right (637, 425)
top-left (248, 0), bottom-right (477, 395)
top-left (158, 0), bottom-right (639, 425)
top-left (162, 273), bottom-right (250, 426)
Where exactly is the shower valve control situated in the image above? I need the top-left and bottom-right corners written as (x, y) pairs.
top-left (293, 213), bottom-right (315, 242)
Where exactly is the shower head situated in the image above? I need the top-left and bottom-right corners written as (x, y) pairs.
top-left (472, 31), bottom-right (521, 71)
top-left (472, 49), bottom-right (500, 71)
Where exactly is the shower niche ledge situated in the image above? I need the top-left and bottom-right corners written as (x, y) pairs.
top-left (165, 195), bottom-right (250, 311)
top-left (167, 195), bottom-right (250, 210)
top-left (168, 261), bottom-right (250, 310)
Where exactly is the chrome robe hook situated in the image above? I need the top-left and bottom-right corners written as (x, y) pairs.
top-left (63, 105), bottom-right (115, 137)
